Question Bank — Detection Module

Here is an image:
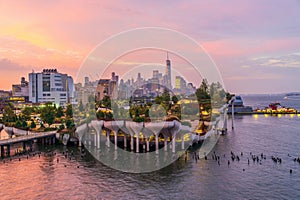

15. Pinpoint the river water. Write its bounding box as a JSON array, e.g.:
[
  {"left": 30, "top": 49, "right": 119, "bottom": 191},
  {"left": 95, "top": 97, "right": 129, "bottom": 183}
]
[{"left": 0, "top": 94, "right": 300, "bottom": 200}]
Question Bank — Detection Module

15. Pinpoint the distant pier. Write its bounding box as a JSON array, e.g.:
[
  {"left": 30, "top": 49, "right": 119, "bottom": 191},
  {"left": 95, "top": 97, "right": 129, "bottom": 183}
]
[{"left": 0, "top": 124, "right": 57, "bottom": 157}]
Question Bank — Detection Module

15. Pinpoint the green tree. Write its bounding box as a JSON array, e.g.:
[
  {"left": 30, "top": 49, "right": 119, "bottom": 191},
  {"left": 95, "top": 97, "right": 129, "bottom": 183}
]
[
  {"left": 65, "top": 104, "right": 73, "bottom": 118},
  {"left": 22, "top": 107, "right": 33, "bottom": 121},
  {"left": 65, "top": 118, "right": 75, "bottom": 129},
  {"left": 15, "top": 120, "right": 22, "bottom": 128},
  {"left": 87, "top": 110, "right": 96, "bottom": 123},
  {"left": 102, "top": 96, "right": 111, "bottom": 109},
  {"left": 2, "top": 105, "right": 16, "bottom": 123},
  {"left": 30, "top": 120, "right": 36, "bottom": 129},
  {"left": 7, "top": 102, "right": 14, "bottom": 110},
  {"left": 22, "top": 120, "right": 28, "bottom": 128},
  {"left": 106, "top": 112, "right": 113, "bottom": 120},
  {"left": 56, "top": 106, "right": 64, "bottom": 118},
  {"left": 96, "top": 110, "right": 105, "bottom": 119},
  {"left": 111, "top": 102, "right": 119, "bottom": 118},
  {"left": 78, "top": 100, "right": 84, "bottom": 112},
  {"left": 196, "top": 79, "right": 210, "bottom": 101},
  {"left": 58, "top": 124, "right": 65, "bottom": 131},
  {"left": 135, "top": 116, "right": 144, "bottom": 122},
  {"left": 162, "top": 89, "right": 171, "bottom": 103},
  {"left": 209, "top": 82, "right": 227, "bottom": 106},
  {"left": 172, "top": 95, "right": 179, "bottom": 104},
  {"left": 145, "top": 108, "right": 150, "bottom": 118},
  {"left": 154, "top": 96, "right": 163, "bottom": 104},
  {"left": 135, "top": 107, "right": 140, "bottom": 117},
  {"left": 40, "top": 104, "right": 55, "bottom": 126}
]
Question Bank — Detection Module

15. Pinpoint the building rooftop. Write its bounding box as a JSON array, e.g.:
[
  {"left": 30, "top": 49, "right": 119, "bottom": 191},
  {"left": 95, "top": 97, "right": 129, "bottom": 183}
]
[{"left": 42, "top": 69, "right": 58, "bottom": 73}]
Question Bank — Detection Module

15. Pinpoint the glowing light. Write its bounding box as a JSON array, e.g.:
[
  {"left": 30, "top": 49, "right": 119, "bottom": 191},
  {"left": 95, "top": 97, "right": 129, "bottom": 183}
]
[
  {"left": 290, "top": 114, "right": 295, "bottom": 118},
  {"left": 264, "top": 114, "right": 269, "bottom": 118},
  {"left": 298, "top": 114, "right": 300, "bottom": 118},
  {"left": 201, "top": 110, "right": 209, "bottom": 116},
  {"left": 253, "top": 114, "right": 259, "bottom": 119},
  {"left": 278, "top": 114, "right": 282, "bottom": 118}
]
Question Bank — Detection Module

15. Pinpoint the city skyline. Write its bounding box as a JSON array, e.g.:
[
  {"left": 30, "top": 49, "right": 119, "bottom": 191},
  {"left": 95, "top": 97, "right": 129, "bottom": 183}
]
[
  {"left": 2, "top": 51, "right": 200, "bottom": 95},
  {"left": 0, "top": 53, "right": 197, "bottom": 107},
  {"left": 1, "top": 1, "right": 300, "bottom": 94}
]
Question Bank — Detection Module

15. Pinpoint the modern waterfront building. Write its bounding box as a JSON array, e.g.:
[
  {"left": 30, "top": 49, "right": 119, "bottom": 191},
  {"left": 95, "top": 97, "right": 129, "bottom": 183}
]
[{"left": 28, "top": 69, "right": 75, "bottom": 107}]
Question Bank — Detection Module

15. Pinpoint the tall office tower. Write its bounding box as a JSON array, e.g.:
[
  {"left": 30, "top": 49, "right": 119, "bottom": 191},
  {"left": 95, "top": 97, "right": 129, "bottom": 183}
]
[
  {"left": 136, "top": 72, "right": 143, "bottom": 88},
  {"left": 175, "top": 76, "right": 187, "bottom": 94},
  {"left": 29, "top": 69, "right": 75, "bottom": 107},
  {"left": 165, "top": 52, "right": 171, "bottom": 89},
  {"left": 111, "top": 72, "right": 119, "bottom": 83},
  {"left": 84, "top": 77, "right": 90, "bottom": 86},
  {"left": 153, "top": 70, "right": 159, "bottom": 79}
]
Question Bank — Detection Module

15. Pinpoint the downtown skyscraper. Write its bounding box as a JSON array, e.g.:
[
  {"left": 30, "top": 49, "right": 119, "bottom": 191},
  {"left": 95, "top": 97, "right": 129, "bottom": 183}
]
[{"left": 165, "top": 52, "right": 172, "bottom": 89}]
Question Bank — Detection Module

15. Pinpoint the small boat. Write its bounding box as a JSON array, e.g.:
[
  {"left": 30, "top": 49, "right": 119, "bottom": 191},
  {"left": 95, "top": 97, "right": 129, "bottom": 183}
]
[
  {"left": 228, "top": 96, "right": 253, "bottom": 114},
  {"left": 284, "top": 92, "right": 300, "bottom": 100}
]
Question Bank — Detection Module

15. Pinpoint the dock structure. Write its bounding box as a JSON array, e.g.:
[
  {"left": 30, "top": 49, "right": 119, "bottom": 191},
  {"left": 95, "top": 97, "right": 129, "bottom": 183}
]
[
  {"left": 75, "top": 104, "right": 231, "bottom": 154},
  {"left": 0, "top": 126, "right": 57, "bottom": 157},
  {"left": 71, "top": 96, "right": 232, "bottom": 154},
  {"left": 77, "top": 120, "right": 184, "bottom": 153}
]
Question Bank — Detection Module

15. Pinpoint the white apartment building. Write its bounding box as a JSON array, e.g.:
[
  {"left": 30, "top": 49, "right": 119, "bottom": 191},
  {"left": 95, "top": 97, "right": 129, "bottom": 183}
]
[{"left": 29, "top": 69, "right": 75, "bottom": 107}]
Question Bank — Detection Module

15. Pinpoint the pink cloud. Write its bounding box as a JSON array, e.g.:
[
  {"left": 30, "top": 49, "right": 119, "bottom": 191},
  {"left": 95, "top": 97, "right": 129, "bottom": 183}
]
[
  {"left": 202, "top": 37, "right": 300, "bottom": 58},
  {"left": 1, "top": 0, "right": 300, "bottom": 93}
]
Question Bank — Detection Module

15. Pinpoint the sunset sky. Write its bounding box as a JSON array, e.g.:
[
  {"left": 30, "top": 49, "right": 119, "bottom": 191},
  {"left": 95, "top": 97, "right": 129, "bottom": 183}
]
[{"left": 1, "top": 0, "right": 300, "bottom": 94}]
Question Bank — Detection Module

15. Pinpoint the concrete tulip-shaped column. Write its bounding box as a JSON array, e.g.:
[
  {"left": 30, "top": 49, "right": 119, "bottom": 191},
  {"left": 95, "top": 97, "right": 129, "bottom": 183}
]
[
  {"left": 161, "top": 121, "right": 181, "bottom": 153},
  {"left": 106, "top": 129, "right": 111, "bottom": 148},
  {"left": 141, "top": 128, "right": 153, "bottom": 152},
  {"left": 104, "top": 121, "right": 124, "bottom": 151},
  {"left": 160, "top": 122, "right": 173, "bottom": 152},
  {"left": 88, "top": 123, "right": 96, "bottom": 147},
  {"left": 179, "top": 125, "right": 191, "bottom": 150},
  {"left": 160, "top": 131, "right": 170, "bottom": 152},
  {"left": 164, "top": 135, "right": 168, "bottom": 151},
  {"left": 75, "top": 123, "right": 88, "bottom": 147},
  {"left": 126, "top": 121, "right": 144, "bottom": 153},
  {"left": 121, "top": 126, "right": 130, "bottom": 149},
  {"left": 124, "top": 133, "right": 127, "bottom": 148},
  {"left": 84, "top": 123, "right": 92, "bottom": 146},
  {"left": 130, "top": 135, "right": 134, "bottom": 151},
  {"left": 144, "top": 121, "right": 165, "bottom": 154},
  {"left": 170, "top": 120, "right": 181, "bottom": 153},
  {"left": 90, "top": 120, "right": 104, "bottom": 149}
]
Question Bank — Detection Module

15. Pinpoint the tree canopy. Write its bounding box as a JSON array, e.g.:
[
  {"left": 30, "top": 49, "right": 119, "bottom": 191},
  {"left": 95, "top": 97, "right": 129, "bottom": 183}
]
[
  {"left": 40, "top": 103, "right": 55, "bottom": 126},
  {"left": 2, "top": 105, "right": 16, "bottom": 123}
]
